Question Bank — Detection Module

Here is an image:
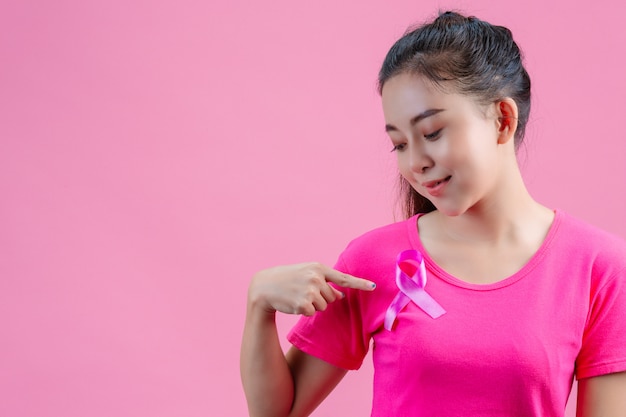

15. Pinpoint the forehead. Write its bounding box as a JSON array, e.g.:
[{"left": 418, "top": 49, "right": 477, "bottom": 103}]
[{"left": 381, "top": 73, "right": 482, "bottom": 123}]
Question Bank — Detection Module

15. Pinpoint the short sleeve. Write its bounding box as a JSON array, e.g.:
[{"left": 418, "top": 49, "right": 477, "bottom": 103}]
[
  {"left": 286, "top": 256, "right": 371, "bottom": 370},
  {"left": 576, "top": 267, "right": 626, "bottom": 379}
]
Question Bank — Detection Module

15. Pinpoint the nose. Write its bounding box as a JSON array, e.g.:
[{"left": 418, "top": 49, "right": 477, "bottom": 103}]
[{"left": 409, "top": 144, "right": 433, "bottom": 173}]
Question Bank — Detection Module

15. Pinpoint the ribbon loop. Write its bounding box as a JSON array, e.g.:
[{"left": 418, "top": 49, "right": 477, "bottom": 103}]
[{"left": 384, "top": 250, "right": 446, "bottom": 331}]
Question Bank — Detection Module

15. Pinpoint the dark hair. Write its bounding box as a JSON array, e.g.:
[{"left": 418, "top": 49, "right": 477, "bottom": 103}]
[{"left": 378, "top": 11, "right": 531, "bottom": 218}]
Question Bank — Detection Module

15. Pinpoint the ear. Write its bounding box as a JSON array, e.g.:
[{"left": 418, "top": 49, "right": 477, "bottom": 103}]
[{"left": 495, "top": 98, "right": 518, "bottom": 144}]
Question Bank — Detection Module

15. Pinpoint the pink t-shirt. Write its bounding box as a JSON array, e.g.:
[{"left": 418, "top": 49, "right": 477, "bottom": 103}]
[{"left": 287, "top": 210, "right": 626, "bottom": 416}]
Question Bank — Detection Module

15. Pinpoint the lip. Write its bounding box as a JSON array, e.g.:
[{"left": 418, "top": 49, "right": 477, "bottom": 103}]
[{"left": 421, "top": 176, "right": 451, "bottom": 197}]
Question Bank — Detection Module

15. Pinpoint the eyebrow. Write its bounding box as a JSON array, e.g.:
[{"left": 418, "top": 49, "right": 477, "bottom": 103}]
[{"left": 385, "top": 108, "right": 444, "bottom": 132}]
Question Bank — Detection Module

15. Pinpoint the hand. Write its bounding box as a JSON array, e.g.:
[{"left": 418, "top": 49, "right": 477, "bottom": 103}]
[{"left": 248, "top": 262, "right": 376, "bottom": 316}]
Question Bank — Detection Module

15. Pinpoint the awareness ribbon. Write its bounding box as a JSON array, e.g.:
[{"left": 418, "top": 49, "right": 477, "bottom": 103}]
[{"left": 384, "top": 249, "right": 446, "bottom": 331}]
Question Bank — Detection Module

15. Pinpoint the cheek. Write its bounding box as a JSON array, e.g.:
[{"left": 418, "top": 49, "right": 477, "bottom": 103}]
[
  {"left": 430, "top": 142, "right": 459, "bottom": 170},
  {"left": 447, "top": 132, "right": 497, "bottom": 173},
  {"left": 395, "top": 155, "right": 423, "bottom": 190},
  {"left": 396, "top": 156, "right": 412, "bottom": 180}
]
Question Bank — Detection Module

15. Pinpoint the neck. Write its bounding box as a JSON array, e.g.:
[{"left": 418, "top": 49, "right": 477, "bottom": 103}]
[{"left": 436, "top": 160, "right": 550, "bottom": 244}]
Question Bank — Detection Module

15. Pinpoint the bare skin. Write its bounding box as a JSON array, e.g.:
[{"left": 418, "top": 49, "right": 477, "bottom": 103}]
[
  {"left": 240, "top": 263, "right": 375, "bottom": 417},
  {"left": 241, "top": 73, "right": 626, "bottom": 416},
  {"left": 577, "top": 372, "right": 626, "bottom": 417},
  {"left": 383, "top": 73, "right": 556, "bottom": 286}
]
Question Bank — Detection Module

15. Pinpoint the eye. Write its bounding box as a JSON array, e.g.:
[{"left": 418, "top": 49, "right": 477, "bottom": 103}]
[
  {"left": 390, "top": 143, "right": 406, "bottom": 152},
  {"left": 424, "top": 128, "right": 442, "bottom": 141}
]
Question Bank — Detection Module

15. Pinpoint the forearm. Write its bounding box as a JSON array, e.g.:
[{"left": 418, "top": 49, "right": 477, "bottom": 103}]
[{"left": 240, "top": 300, "right": 294, "bottom": 417}]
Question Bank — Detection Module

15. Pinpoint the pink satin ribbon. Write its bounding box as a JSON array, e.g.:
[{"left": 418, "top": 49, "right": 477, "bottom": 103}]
[{"left": 384, "top": 250, "right": 446, "bottom": 331}]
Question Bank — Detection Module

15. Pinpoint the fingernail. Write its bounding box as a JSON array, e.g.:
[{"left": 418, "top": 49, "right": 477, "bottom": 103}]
[
  {"left": 370, "top": 283, "right": 376, "bottom": 289},
  {"left": 340, "top": 292, "right": 346, "bottom": 298}
]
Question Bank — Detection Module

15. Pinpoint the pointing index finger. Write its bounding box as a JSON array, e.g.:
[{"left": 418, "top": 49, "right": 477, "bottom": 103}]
[{"left": 323, "top": 266, "right": 376, "bottom": 291}]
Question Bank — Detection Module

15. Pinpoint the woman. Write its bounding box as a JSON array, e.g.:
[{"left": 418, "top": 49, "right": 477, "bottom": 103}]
[{"left": 240, "top": 11, "right": 626, "bottom": 416}]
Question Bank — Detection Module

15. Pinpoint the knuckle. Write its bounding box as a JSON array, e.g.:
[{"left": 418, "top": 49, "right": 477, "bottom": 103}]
[
  {"left": 304, "top": 287, "right": 318, "bottom": 300},
  {"left": 303, "top": 272, "right": 324, "bottom": 287},
  {"left": 308, "top": 262, "right": 324, "bottom": 275},
  {"left": 338, "top": 273, "right": 350, "bottom": 286},
  {"left": 293, "top": 301, "right": 308, "bottom": 314},
  {"left": 302, "top": 305, "right": 315, "bottom": 316}
]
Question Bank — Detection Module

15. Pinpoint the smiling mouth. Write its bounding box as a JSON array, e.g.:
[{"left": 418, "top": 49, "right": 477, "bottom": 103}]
[
  {"left": 424, "top": 176, "right": 451, "bottom": 188},
  {"left": 434, "top": 177, "right": 450, "bottom": 186}
]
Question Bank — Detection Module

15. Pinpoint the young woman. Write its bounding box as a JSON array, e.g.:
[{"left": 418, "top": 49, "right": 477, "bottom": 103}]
[{"left": 240, "top": 11, "right": 626, "bottom": 417}]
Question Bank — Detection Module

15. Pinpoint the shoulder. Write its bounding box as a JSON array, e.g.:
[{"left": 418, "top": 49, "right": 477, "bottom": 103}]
[
  {"left": 336, "top": 216, "right": 417, "bottom": 275},
  {"left": 341, "top": 216, "right": 416, "bottom": 257},
  {"left": 553, "top": 210, "right": 626, "bottom": 277},
  {"left": 556, "top": 210, "right": 626, "bottom": 254}
]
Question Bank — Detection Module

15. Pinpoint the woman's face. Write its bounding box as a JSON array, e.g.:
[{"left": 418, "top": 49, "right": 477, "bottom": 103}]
[{"left": 381, "top": 73, "right": 505, "bottom": 216}]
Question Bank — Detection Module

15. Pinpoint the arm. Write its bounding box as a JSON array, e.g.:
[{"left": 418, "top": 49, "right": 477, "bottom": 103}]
[
  {"left": 240, "top": 263, "right": 375, "bottom": 417},
  {"left": 240, "top": 298, "right": 347, "bottom": 417},
  {"left": 576, "top": 372, "right": 626, "bottom": 417}
]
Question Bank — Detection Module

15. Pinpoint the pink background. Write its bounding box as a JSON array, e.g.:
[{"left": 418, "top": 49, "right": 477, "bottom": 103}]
[{"left": 1, "top": 0, "right": 624, "bottom": 416}]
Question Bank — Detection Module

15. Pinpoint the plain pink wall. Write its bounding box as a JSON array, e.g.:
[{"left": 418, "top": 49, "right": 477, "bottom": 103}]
[{"left": 1, "top": 1, "right": 624, "bottom": 416}]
